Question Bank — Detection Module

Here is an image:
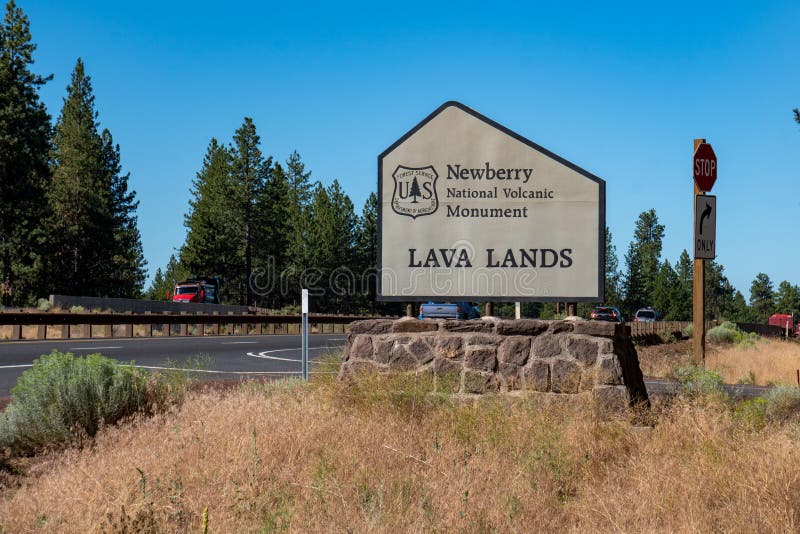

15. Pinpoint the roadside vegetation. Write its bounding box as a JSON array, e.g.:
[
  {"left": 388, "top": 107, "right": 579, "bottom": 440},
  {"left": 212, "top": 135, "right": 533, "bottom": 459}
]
[
  {"left": 638, "top": 333, "right": 800, "bottom": 387},
  {"left": 2, "top": 353, "right": 800, "bottom": 531}
]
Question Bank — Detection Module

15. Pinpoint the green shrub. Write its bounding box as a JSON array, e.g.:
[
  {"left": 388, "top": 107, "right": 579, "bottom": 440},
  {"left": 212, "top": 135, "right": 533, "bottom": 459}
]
[
  {"left": 682, "top": 324, "right": 693, "bottom": 338},
  {"left": 733, "top": 398, "right": 767, "bottom": 430},
  {"left": 0, "top": 351, "right": 151, "bottom": 454},
  {"left": 673, "top": 366, "right": 724, "bottom": 397},
  {"left": 70, "top": 305, "right": 85, "bottom": 313},
  {"left": 707, "top": 325, "right": 736, "bottom": 344},
  {"left": 706, "top": 323, "right": 759, "bottom": 347},
  {"left": 764, "top": 385, "right": 800, "bottom": 422},
  {"left": 36, "top": 298, "right": 51, "bottom": 311}
]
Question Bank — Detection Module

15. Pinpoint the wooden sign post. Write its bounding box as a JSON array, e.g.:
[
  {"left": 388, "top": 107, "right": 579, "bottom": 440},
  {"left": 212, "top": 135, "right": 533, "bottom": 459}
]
[{"left": 692, "top": 138, "right": 717, "bottom": 366}]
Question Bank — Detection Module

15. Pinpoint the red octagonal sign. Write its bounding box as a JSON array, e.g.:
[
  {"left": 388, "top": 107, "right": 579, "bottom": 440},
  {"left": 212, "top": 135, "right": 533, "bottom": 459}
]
[{"left": 693, "top": 143, "right": 717, "bottom": 192}]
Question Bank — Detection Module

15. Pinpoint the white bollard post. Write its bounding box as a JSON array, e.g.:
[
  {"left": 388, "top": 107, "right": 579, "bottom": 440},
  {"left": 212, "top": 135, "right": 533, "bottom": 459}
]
[
  {"left": 302, "top": 289, "right": 309, "bottom": 380},
  {"left": 515, "top": 302, "right": 521, "bottom": 319}
]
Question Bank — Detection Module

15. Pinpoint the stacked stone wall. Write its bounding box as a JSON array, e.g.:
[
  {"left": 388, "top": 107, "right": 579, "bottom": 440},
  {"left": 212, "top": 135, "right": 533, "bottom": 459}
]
[{"left": 339, "top": 318, "right": 648, "bottom": 410}]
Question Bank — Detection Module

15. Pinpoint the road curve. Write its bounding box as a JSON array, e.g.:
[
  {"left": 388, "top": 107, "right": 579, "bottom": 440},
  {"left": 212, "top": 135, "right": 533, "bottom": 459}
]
[{"left": 0, "top": 334, "right": 346, "bottom": 397}]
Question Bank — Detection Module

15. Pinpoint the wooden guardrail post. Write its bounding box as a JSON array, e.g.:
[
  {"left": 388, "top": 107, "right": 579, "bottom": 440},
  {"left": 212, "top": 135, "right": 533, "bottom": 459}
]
[
  {"left": 36, "top": 325, "right": 46, "bottom": 340},
  {"left": 11, "top": 324, "right": 22, "bottom": 340}
]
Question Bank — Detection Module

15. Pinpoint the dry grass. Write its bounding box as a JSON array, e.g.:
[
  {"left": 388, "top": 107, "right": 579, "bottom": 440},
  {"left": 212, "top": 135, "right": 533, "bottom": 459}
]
[
  {"left": 1, "top": 368, "right": 800, "bottom": 532},
  {"left": 639, "top": 338, "right": 800, "bottom": 386}
]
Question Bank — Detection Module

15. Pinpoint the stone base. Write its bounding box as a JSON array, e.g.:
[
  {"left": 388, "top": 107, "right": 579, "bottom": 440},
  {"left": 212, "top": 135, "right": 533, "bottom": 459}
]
[{"left": 339, "top": 318, "right": 648, "bottom": 408}]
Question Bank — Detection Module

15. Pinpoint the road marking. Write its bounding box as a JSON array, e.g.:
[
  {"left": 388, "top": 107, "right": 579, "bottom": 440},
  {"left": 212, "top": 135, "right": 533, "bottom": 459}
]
[
  {"left": 246, "top": 347, "right": 339, "bottom": 363},
  {"left": 134, "top": 365, "right": 302, "bottom": 375},
  {"left": 69, "top": 346, "right": 122, "bottom": 350},
  {"left": 0, "top": 364, "right": 33, "bottom": 369}
]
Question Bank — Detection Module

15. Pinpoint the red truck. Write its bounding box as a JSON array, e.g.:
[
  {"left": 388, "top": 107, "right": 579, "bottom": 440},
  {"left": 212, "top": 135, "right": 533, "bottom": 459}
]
[
  {"left": 768, "top": 314, "right": 799, "bottom": 337},
  {"left": 167, "top": 277, "right": 221, "bottom": 304}
]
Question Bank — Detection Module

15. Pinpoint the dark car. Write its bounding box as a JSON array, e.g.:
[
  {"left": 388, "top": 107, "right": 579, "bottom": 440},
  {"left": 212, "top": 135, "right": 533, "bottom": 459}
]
[
  {"left": 419, "top": 302, "right": 481, "bottom": 320},
  {"left": 634, "top": 307, "right": 661, "bottom": 323},
  {"left": 590, "top": 306, "right": 625, "bottom": 323}
]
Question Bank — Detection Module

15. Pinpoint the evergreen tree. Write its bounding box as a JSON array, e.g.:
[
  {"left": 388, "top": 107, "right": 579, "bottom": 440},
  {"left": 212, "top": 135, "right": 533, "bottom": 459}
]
[
  {"left": 603, "top": 226, "right": 622, "bottom": 308},
  {"left": 651, "top": 261, "right": 678, "bottom": 319},
  {"left": 100, "top": 129, "right": 146, "bottom": 297},
  {"left": 0, "top": 0, "right": 52, "bottom": 305},
  {"left": 774, "top": 281, "right": 800, "bottom": 317},
  {"left": 48, "top": 58, "right": 115, "bottom": 296},
  {"left": 671, "top": 250, "right": 693, "bottom": 321},
  {"left": 749, "top": 272, "right": 775, "bottom": 322},
  {"left": 728, "top": 290, "right": 753, "bottom": 322},
  {"left": 255, "top": 162, "right": 291, "bottom": 308},
  {"left": 230, "top": 118, "right": 271, "bottom": 306},
  {"left": 181, "top": 139, "right": 237, "bottom": 302},
  {"left": 705, "top": 260, "right": 735, "bottom": 322},
  {"left": 622, "top": 209, "right": 664, "bottom": 316},
  {"left": 355, "top": 193, "right": 378, "bottom": 313},
  {"left": 283, "top": 151, "right": 313, "bottom": 304},
  {"left": 306, "top": 180, "right": 358, "bottom": 313},
  {"left": 145, "top": 254, "right": 190, "bottom": 300}
]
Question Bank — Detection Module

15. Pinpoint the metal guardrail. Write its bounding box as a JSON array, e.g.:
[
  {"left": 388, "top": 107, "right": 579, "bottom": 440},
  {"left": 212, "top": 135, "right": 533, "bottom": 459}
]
[{"left": 0, "top": 312, "right": 387, "bottom": 341}]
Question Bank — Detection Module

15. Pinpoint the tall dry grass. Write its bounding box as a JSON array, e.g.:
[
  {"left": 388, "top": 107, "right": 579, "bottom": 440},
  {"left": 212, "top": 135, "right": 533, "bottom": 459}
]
[
  {"left": 2, "top": 369, "right": 800, "bottom": 532},
  {"left": 639, "top": 338, "right": 800, "bottom": 386},
  {"left": 708, "top": 339, "right": 800, "bottom": 386}
]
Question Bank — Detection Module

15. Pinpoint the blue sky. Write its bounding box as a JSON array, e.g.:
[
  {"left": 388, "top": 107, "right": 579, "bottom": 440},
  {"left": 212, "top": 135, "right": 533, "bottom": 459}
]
[{"left": 26, "top": 1, "right": 800, "bottom": 298}]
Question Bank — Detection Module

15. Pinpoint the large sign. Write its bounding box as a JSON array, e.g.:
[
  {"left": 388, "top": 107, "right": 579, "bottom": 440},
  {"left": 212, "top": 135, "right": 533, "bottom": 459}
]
[
  {"left": 694, "top": 195, "right": 716, "bottom": 259},
  {"left": 378, "top": 101, "right": 605, "bottom": 302}
]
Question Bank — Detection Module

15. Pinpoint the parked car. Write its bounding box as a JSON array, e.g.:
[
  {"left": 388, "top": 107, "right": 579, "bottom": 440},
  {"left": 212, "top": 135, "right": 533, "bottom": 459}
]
[
  {"left": 590, "top": 306, "right": 625, "bottom": 323},
  {"left": 633, "top": 307, "right": 661, "bottom": 323},
  {"left": 419, "top": 302, "right": 481, "bottom": 320}
]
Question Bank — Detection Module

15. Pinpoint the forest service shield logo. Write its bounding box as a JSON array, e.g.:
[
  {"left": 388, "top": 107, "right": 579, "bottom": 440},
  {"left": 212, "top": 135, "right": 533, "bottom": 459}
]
[{"left": 391, "top": 165, "right": 439, "bottom": 219}]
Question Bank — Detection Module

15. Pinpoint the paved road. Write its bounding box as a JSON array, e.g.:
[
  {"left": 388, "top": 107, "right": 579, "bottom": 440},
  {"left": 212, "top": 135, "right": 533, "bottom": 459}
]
[
  {"left": 0, "top": 337, "right": 775, "bottom": 402},
  {"left": 0, "top": 334, "right": 347, "bottom": 397}
]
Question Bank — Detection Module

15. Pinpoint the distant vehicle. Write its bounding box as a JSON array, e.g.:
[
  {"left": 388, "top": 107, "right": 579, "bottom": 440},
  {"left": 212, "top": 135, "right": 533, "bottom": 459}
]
[
  {"left": 590, "top": 306, "right": 625, "bottom": 323},
  {"left": 634, "top": 307, "right": 661, "bottom": 323},
  {"left": 168, "top": 276, "right": 221, "bottom": 304},
  {"left": 768, "top": 314, "right": 799, "bottom": 337},
  {"left": 419, "top": 302, "right": 481, "bottom": 320}
]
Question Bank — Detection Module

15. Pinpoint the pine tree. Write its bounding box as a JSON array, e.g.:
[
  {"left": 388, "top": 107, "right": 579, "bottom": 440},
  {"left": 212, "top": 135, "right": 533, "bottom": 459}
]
[
  {"left": 306, "top": 181, "right": 357, "bottom": 313},
  {"left": 230, "top": 118, "right": 271, "bottom": 306},
  {"left": 283, "top": 151, "right": 313, "bottom": 304},
  {"left": 100, "top": 129, "right": 146, "bottom": 297},
  {"left": 774, "top": 281, "right": 800, "bottom": 317},
  {"left": 181, "top": 139, "right": 236, "bottom": 302},
  {"left": 651, "top": 261, "right": 678, "bottom": 319},
  {"left": 622, "top": 209, "right": 664, "bottom": 316},
  {"left": 255, "top": 162, "right": 291, "bottom": 308},
  {"left": 603, "top": 226, "right": 621, "bottom": 308},
  {"left": 704, "top": 260, "right": 739, "bottom": 322},
  {"left": 355, "top": 192, "right": 378, "bottom": 313},
  {"left": 0, "top": 0, "right": 52, "bottom": 305},
  {"left": 48, "top": 58, "right": 115, "bottom": 296},
  {"left": 145, "top": 254, "right": 190, "bottom": 300},
  {"left": 728, "top": 290, "right": 752, "bottom": 322},
  {"left": 672, "top": 250, "right": 693, "bottom": 320},
  {"left": 749, "top": 272, "right": 775, "bottom": 322}
]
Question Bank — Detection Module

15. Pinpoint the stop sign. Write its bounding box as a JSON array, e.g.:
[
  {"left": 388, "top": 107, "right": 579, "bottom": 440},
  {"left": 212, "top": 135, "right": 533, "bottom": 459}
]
[{"left": 693, "top": 143, "right": 717, "bottom": 192}]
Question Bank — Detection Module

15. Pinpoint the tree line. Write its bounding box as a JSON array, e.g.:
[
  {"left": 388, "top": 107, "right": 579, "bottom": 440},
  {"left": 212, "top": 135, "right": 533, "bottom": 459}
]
[
  {"left": 0, "top": 1, "right": 145, "bottom": 306},
  {"left": 3, "top": 0, "right": 798, "bottom": 320},
  {"left": 145, "top": 118, "right": 393, "bottom": 314}
]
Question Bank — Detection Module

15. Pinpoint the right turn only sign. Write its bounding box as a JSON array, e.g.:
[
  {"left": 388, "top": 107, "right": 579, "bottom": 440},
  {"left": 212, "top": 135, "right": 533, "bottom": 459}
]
[{"left": 694, "top": 195, "right": 716, "bottom": 259}]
